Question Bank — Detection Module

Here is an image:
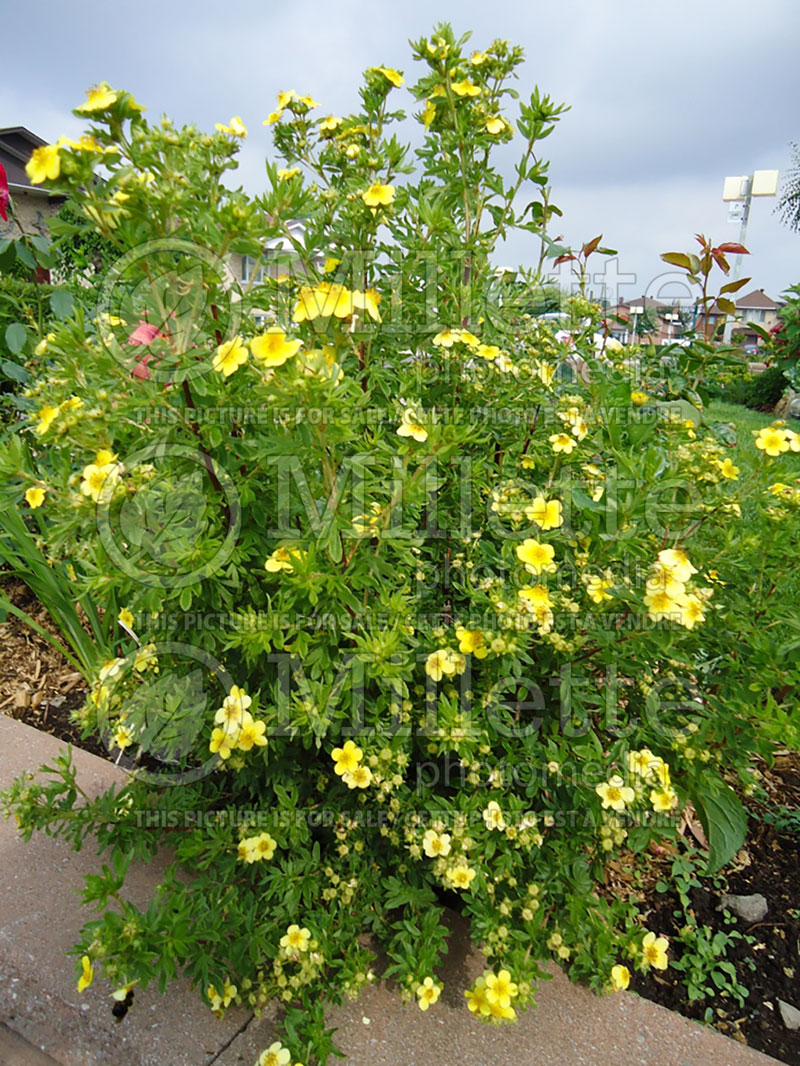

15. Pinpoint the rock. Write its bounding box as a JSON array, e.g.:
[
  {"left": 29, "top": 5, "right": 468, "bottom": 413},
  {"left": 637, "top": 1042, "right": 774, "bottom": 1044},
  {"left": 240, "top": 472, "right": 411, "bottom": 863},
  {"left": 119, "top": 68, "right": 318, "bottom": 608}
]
[
  {"left": 778, "top": 1000, "right": 800, "bottom": 1030},
  {"left": 718, "top": 892, "right": 768, "bottom": 923},
  {"left": 774, "top": 388, "right": 797, "bottom": 418}
]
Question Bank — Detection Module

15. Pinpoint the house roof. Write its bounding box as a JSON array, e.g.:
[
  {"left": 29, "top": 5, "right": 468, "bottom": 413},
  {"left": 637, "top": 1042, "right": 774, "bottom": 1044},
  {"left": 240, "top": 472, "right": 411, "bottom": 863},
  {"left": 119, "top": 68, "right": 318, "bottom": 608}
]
[
  {"left": 0, "top": 126, "right": 48, "bottom": 188},
  {"left": 735, "top": 288, "right": 780, "bottom": 310}
]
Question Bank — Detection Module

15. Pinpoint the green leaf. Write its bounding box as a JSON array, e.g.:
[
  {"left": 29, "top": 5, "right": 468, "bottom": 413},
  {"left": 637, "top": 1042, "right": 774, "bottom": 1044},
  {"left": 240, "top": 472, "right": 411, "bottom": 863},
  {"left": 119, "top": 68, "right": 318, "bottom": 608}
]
[
  {"left": 1, "top": 359, "right": 30, "bottom": 383},
  {"left": 50, "top": 289, "right": 74, "bottom": 320},
  {"left": 15, "top": 242, "right": 36, "bottom": 269},
  {"left": 4, "top": 322, "right": 27, "bottom": 355},
  {"left": 692, "top": 779, "right": 748, "bottom": 874},
  {"left": 660, "top": 252, "right": 692, "bottom": 271}
]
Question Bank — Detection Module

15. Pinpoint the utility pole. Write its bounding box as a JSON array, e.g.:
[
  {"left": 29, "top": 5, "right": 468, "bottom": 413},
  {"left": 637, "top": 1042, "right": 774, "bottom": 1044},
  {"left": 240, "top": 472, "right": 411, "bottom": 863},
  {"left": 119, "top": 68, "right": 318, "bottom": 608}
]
[{"left": 721, "top": 170, "right": 779, "bottom": 344}]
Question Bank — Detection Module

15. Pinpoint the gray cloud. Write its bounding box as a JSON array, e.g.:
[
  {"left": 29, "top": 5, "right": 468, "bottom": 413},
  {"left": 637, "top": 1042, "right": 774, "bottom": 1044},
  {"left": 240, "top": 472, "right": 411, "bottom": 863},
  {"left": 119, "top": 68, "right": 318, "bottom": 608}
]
[{"left": 2, "top": 0, "right": 798, "bottom": 297}]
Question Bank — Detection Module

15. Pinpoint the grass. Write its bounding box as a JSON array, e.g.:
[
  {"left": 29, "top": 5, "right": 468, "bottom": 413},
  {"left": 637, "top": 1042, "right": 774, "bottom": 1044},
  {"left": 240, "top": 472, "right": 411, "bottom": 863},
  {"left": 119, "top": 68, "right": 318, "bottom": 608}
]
[{"left": 705, "top": 399, "right": 800, "bottom": 477}]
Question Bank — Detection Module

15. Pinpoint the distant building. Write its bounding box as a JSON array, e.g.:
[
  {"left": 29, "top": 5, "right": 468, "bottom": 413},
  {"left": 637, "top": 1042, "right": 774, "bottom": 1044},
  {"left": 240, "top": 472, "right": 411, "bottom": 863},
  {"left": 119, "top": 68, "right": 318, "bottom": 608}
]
[
  {"left": 695, "top": 288, "right": 783, "bottom": 347},
  {"left": 0, "top": 126, "right": 66, "bottom": 241},
  {"left": 604, "top": 296, "right": 683, "bottom": 346}
]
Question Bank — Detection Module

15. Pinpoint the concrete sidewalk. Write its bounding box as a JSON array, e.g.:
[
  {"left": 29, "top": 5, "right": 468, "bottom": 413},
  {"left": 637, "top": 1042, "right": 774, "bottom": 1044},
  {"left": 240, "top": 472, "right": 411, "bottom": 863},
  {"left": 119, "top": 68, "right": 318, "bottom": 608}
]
[{"left": 0, "top": 714, "right": 781, "bottom": 1066}]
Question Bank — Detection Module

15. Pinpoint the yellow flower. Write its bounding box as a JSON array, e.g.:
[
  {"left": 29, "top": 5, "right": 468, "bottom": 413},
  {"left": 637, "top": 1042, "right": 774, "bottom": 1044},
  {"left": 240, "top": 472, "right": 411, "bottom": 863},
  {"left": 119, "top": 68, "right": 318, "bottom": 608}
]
[
  {"left": 118, "top": 607, "right": 134, "bottom": 629},
  {"left": 425, "top": 648, "right": 466, "bottom": 681},
  {"left": 277, "top": 90, "right": 297, "bottom": 108},
  {"left": 422, "top": 100, "right": 436, "bottom": 128},
  {"left": 293, "top": 282, "right": 355, "bottom": 321},
  {"left": 25, "top": 486, "right": 46, "bottom": 509},
  {"left": 297, "top": 94, "right": 318, "bottom": 108},
  {"left": 483, "top": 800, "right": 506, "bottom": 831},
  {"left": 549, "top": 432, "right": 576, "bottom": 454},
  {"left": 484, "top": 969, "right": 518, "bottom": 1007},
  {"left": 485, "top": 116, "right": 507, "bottom": 135},
  {"left": 320, "top": 115, "right": 342, "bottom": 132},
  {"left": 258, "top": 1041, "right": 291, "bottom": 1066},
  {"left": 465, "top": 977, "right": 491, "bottom": 1016},
  {"left": 372, "top": 66, "right": 404, "bottom": 87},
  {"left": 113, "top": 725, "right": 134, "bottom": 750},
  {"left": 212, "top": 336, "right": 249, "bottom": 377},
  {"left": 237, "top": 718, "right": 267, "bottom": 751},
  {"left": 26, "top": 144, "right": 61, "bottom": 185},
  {"left": 755, "top": 426, "right": 790, "bottom": 457},
  {"left": 280, "top": 924, "right": 311, "bottom": 953},
  {"left": 641, "top": 931, "right": 669, "bottom": 970},
  {"left": 585, "top": 574, "right": 613, "bottom": 604},
  {"left": 77, "top": 955, "right": 94, "bottom": 993},
  {"left": 518, "top": 584, "right": 553, "bottom": 609},
  {"left": 209, "top": 726, "right": 237, "bottom": 760},
  {"left": 264, "top": 545, "right": 303, "bottom": 573},
  {"left": 787, "top": 430, "right": 800, "bottom": 452},
  {"left": 595, "top": 775, "right": 635, "bottom": 811},
  {"left": 396, "top": 408, "right": 428, "bottom": 442},
  {"left": 80, "top": 462, "right": 120, "bottom": 503},
  {"left": 446, "top": 864, "right": 476, "bottom": 889},
  {"left": 477, "top": 344, "right": 501, "bottom": 360},
  {"left": 679, "top": 595, "right": 706, "bottom": 630},
  {"left": 433, "top": 328, "right": 459, "bottom": 348},
  {"left": 422, "top": 829, "right": 451, "bottom": 857},
  {"left": 650, "top": 786, "right": 678, "bottom": 812},
  {"left": 656, "top": 548, "right": 697, "bottom": 584},
  {"left": 455, "top": 626, "right": 488, "bottom": 658},
  {"left": 628, "top": 748, "right": 661, "bottom": 778},
  {"left": 352, "top": 288, "right": 382, "bottom": 321},
  {"left": 610, "top": 964, "right": 630, "bottom": 991},
  {"left": 416, "top": 976, "right": 441, "bottom": 1011},
  {"left": 343, "top": 764, "right": 373, "bottom": 789},
  {"left": 215, "top": 116, "right": 247, "bottom": 137},
  {"left": 277, "top": 167, "right": 300, "bottom": 180},
  {"left": 516, "top": 539, "right": 556, "bottom": 575},
  {"left": 95, "top": 448, "right": 118, "bottom": 467},
  {"left": 451, "top": 79, "right": 481, "bottom": 97},
  {"left": 630, "top": 391, "right": 649, "bottom": 406},
  {"left": 362, "top": 183, "right": 395, "bottom": 207},
  {"left": 715, "top": 457, "right": 740, "bottom": 479},
  {"left": 75, "top": 83, "right": 118, "bottom": 112},
  {"left": 643, "top": 586, "right": 684, "bottom": 623},
  {"left": 264, "top": 110, "right": 283, "bottom": 125},
  {"left": 526, "top": 496, "right": 563, "bottom": 531},
  {"left": 471, "top": 51, "right": 488, "bottom": 65},
  {"left": 332, "top": 739, "right": 363, "bottom": 776},
  {"left": 535, "top": 360, "right": 555, "bottom": 386},
  {"left": 250, "top": 328, "right": 302, "bottom": 368},
  {"left": 239, "top": 832, "right": 276, "bottom": 863}
]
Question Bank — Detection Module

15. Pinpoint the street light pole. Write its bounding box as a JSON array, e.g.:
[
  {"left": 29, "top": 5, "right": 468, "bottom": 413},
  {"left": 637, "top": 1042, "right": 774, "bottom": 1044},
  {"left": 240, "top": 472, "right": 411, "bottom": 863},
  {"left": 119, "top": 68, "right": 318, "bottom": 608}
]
[{"left": 721, "top": 170, "right": 779, "bottom": 344}]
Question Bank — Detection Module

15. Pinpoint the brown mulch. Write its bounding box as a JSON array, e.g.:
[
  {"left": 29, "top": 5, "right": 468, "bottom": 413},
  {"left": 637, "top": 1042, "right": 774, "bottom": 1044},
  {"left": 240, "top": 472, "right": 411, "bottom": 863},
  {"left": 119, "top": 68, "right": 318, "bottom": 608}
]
[{"left": 0, "top": 579, "right": 104, "bottom": 757}]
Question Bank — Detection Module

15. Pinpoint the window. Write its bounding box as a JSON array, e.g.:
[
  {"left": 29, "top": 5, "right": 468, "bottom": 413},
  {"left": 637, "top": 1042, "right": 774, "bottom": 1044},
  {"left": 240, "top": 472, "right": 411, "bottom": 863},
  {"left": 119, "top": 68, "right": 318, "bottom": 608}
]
[{"left": 241, "top": 255, "right": 264, "bottom": 285}]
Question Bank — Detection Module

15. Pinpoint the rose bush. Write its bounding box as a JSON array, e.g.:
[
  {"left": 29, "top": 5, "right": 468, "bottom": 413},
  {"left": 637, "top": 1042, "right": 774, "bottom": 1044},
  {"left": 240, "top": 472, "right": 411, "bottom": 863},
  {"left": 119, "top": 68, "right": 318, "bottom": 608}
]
[{"left": 2, "top": 24, "right": 799, "bottom": 1065}]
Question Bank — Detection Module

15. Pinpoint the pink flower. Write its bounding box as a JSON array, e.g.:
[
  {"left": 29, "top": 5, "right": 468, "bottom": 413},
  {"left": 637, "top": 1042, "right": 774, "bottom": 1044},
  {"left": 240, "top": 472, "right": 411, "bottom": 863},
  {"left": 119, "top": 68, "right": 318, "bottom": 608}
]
[{"left": 127, "top": 321, "right": 166, "bottom": 345}]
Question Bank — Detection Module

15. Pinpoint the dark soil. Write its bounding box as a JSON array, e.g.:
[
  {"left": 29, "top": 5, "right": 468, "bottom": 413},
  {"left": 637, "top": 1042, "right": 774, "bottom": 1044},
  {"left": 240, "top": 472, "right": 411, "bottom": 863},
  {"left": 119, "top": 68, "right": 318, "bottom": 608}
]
[{"left": 632, "top": 754, "right": 800, "bottom": 1065}]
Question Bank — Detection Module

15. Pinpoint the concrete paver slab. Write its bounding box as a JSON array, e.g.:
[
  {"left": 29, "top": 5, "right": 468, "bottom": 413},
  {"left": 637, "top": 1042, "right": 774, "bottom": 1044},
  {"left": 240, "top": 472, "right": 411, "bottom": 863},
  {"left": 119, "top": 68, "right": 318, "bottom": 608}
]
[{"left": 0, "top": 715, "right": 783, "bottom": 1066}]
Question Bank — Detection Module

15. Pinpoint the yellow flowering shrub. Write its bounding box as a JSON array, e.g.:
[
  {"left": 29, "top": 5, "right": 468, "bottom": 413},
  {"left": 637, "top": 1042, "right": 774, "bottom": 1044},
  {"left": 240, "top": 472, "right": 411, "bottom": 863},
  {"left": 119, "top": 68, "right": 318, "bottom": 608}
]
[{"left": 2, "top": 22, "right": 800, "bottom": 1066}]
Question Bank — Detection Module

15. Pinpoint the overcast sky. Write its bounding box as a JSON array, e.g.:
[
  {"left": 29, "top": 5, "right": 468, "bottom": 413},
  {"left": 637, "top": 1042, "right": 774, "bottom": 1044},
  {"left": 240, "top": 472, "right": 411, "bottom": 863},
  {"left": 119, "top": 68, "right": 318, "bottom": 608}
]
[{"left": 3, "top": 0, "right": 798, "bottom": 303}]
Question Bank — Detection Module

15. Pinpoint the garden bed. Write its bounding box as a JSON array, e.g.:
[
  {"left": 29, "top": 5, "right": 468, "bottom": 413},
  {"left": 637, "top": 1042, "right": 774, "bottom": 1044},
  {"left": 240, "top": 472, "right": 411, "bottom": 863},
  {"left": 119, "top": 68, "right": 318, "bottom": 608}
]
[
  {"left": 631, "top": 759, "right": 800, "bottom": 1066},
  {"left": 2, "top": 575, "right": 798, "bottom": 1065}
]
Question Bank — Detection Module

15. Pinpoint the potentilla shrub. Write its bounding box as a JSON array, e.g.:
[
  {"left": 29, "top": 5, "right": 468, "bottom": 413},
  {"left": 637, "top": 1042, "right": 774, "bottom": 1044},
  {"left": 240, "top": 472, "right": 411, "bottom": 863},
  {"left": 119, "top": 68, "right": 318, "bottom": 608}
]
[{"left": 3, "top": 24, "right": 800, "bottom": 1066}]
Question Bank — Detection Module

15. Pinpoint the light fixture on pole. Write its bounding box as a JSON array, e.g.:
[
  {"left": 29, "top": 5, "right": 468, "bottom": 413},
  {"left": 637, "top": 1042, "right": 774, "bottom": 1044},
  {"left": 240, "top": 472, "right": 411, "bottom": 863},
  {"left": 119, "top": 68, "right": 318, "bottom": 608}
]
[
  {"left": 629, "top": 304, "right": 644, "bottom": 346},
  {"left": 721, "top": 169, "right": 779, "bottom": 343}
]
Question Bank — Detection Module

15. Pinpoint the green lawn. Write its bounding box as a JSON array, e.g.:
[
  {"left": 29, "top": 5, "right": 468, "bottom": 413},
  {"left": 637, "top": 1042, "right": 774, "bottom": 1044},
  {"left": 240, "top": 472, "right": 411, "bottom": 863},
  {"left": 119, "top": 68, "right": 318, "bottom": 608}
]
[{"left": 705, "top": 399, "right": 800, "bottom": 477}]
